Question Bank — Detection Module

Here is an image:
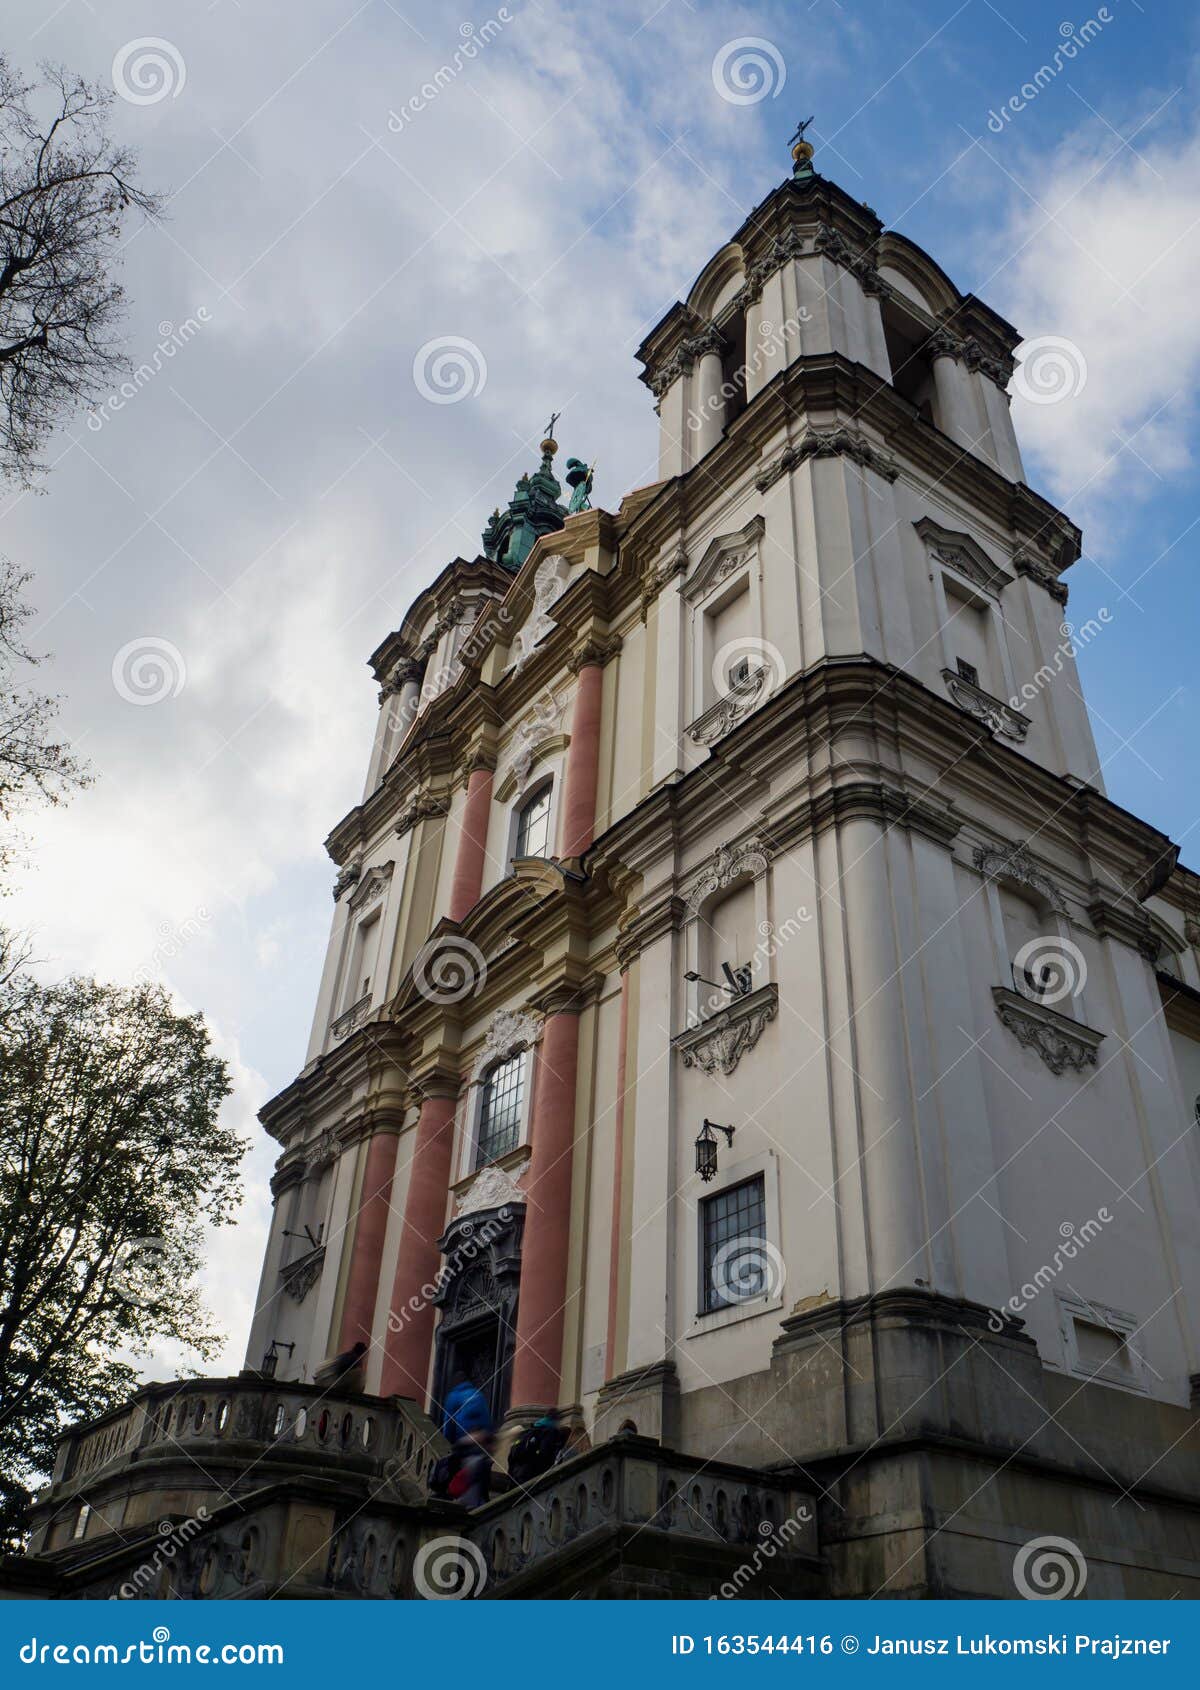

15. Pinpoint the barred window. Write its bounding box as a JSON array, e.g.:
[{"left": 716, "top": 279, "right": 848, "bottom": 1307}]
[
  {"left": 700, "top": 1175, "right": 766, "bottom": 1315},
  {"left": 476, "top": 1053, "right": 525, "bottom": 1166},
  {"left": 515, "top": 785, "right": 551, "bottom": 860}
]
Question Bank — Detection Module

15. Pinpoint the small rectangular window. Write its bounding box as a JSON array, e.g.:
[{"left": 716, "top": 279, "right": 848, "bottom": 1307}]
[{"left": 700, "top": 1175, "right": 766, "bottom": 1314}]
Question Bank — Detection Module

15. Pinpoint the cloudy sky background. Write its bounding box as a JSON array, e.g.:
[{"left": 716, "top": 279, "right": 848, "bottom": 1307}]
[{"left": 4, "top": 0, "right": 1199, "bottom": 1376}]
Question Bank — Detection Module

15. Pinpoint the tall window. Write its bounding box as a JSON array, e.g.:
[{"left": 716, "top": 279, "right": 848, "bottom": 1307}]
[
  {"left": 700, "top": 1175, "right": 766, "bottom": 1314},
  {"left": 515, "top": 785, "right": 551, "bottom": 860},
  {"left": 476, "top": 1053, "right": 525, "bottom": 1166}
]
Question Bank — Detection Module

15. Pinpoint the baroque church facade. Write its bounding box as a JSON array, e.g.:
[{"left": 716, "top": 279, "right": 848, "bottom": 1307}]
[{"left": 12, "top": 136, "right": 1200, "bottom": 1600}]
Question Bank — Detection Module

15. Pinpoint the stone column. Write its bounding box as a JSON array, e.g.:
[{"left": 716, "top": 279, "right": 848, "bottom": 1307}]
[
  {"left": 364, "top": 661, "right": 421, "bottom": 796},
  {"left": 560, "top": 655, "right": 605, "bottom": 860},
  {"left": 605, "top": 968, "right": 632, "bottom": 1378},
  {"left": 448, "top": 763, "right": 493, "bottom": 922},
  {"left": 379, "top": 1087, "right": 459, "bottom": 1401},
  {"left": 929, "top": 336, "right": 981, "bottom": 456},
  {"left": 336, "top": 1130, "right": 399, "bottom": 1350},
  {"left": 691, "top": 332, "right": 726, "bottom": 462},
  {"left": 510, "top": 1007, "right": 581, "bottom": 1412}
]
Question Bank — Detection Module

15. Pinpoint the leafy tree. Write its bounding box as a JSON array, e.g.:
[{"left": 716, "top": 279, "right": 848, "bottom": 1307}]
[
  {"left": 0, "top": 56, "right": 161, "bottom": 483},
  {"left": 0, "top": 556, "right": 89, "bottom": 871},
  {"left": 0, "top": 974, "right": 242, "bottom": 1545}
]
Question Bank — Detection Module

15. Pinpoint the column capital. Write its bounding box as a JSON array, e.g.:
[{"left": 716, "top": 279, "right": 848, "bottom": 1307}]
[{"left": 567, "top": 632, "right": 622, "bottom": 675}]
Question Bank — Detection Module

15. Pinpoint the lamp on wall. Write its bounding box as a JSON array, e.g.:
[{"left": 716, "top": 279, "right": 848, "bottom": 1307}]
[
  {"left": 695, "top": 1119, "right": 735, "bottom": 1183},
  {"left": 260, "top": 1338, "right": 295, "bottom": 1379},
  {"left": 684, "top": 961, "right": 753, "bottom": 998}
]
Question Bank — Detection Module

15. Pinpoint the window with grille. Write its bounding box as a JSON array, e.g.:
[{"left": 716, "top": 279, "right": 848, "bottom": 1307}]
[
  {"left": 699, "top": 1175, "right": 766, "bottom": 1314},
  {"left": 476, "top": 1053, "right": 525, "bottom": 1166},
  {"left": 515, "top": 785, "right": 551, "bottom": 860}
]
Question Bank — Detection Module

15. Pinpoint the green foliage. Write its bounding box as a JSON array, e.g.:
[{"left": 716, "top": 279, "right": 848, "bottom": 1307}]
[{"left": 0, "top": 971, "right": 242, "bottom": 1544}]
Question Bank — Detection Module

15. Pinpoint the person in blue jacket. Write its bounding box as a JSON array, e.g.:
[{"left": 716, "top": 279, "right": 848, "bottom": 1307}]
[{"left": 441, "top": 1372, "right": 493, "bottom": 1443}]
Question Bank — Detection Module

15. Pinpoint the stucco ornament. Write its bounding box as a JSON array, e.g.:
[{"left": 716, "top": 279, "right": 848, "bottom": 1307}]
[
  {"left": 455, "top": 1156, "right": 529, "bottom": 1216},
  {"left": 507, "top": 690, "right": 563, "bottom": 794},
  {"left": 972, "top": 842, "right": 1068, "bottom": 915},
  {"left": 280, "top": 1248, "right": 324, "bottom": 1304},
  {"left": 473, "top": 1008, "right": 543, "bottom": 1079},
  {"left": 687, "top": 837, "right": 772, "bottom": 916},
  {"left": 675, "top": 985, "right": 778, "bottom": 1077},
  {"left": 992, "top": 987, "right": 1102, "bottom": 1076},
  {"left": 511, "top": 554, "right": 571, "bottom": 670}
]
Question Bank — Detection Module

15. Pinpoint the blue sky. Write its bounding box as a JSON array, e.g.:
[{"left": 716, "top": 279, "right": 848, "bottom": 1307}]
[{"left": 4, "top": 0, "right": 1198, "bottom": 1369}]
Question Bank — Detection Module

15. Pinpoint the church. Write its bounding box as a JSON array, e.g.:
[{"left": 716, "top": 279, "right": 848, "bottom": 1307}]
[{"left": 12, "top": 130, "right": 1200, "bottom": 1601}]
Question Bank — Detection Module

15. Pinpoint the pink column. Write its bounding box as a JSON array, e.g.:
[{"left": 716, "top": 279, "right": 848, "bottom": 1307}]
[
  {"left": 604, "top": 970, "right": 631, "bottom": 1378},
  {"left": 510, "top": 1009, "right": 581, "bottom": 1411},
  {"left": 448, "top": 764, "right": 493, "bottom": 922},
  {"left": 379, "top": 1092, "right": 458, "bottom": 1401},
  {"left": 560, "top": 662, "right": 603, "bottom": 859},
  {"left": 337, "top": 1131, "right": 399, "bottom": 1351}
]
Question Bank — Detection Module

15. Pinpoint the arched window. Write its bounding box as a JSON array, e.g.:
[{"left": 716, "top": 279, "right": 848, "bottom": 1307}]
[
  {"left": 476, "top": 1052, "right": 524, "bottom": 1166},
  {"left": 514, "top": 784, "right": 551, "bottom": 860}
]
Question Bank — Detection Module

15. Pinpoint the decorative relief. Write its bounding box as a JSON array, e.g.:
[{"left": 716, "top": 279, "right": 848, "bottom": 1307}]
[
  {"left": 510, "top": 554, "right": 570, "bottom": 670},
  {"left": 942, "top": 667, "right": 1030, "bottom": 742},
  {"left": 812, "top": 221, "right": 889, "bottom": 296},
  {"left": 756, "top": 427, "right": 898, "bottom": 493},
  {"left": 992, "top": 987, "right": 1103, "bottom": 1075},
  {"left": 686, "top": 668, "right": 769, "bottom": 747},
  {"left": 304, "top": 1126, "right": 341, "bottom": 1174},
  {"left": 506, "top": 690, "right": 563, "bottom": 795},
  {"left": 332, "top": 861, "right": 362, "bottom": 902},
  {"left": 330, "top": 994, "right": 372, "bottom": 1040},
  {"left": 682, "top": 517, "right": 764, "bottom": 606},
  {"left": 1013, "top": 552, "right": 1070, "bottom": 606},
  {"left": 640, "top": 544, "right": 688, "bottom": 618},
  {"left": 674, "top": 982, "right": 778, "bottom": 1076},
  {"left": 280, "top": 1246, "right": 325, "bottom": 1304},
  {"left": 972, "top": 842, "right": 1068, "bottom": 915},
  {"left": 686, "top": 837, "right": 772, "bottom": 916},
  {"left": 473, "top": 1008, "right": 543, "bottom": 1080},
  {"left": 915, "top": 517, "right": 1013, "bottom": 597},
  {"left": 395, "top": 793, "right": 449, "bottom": 839},
  {"left": 454, "top": 1156, "right": 529, "bottom": 1216},
  {"left": 348, "top": 861, "right": 394, "bottom": 911}
]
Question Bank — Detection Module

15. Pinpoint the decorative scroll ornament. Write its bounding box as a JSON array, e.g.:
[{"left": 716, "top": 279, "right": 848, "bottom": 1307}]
[
  {"left": 1013, "top": 553, "right": 1070, "bottom": 606},
  {"left": 305, "top": 1127, "right": 341, "bottom": 1174},
  {"left": 686, "top": 837, "right": 772, "bottom": 916},
  {"left": 674, "top": 983, "right": 778, "bottom": 1076},
  {"left": 972, "top": 842, "right": 1068, "bottom": 915},
  {"left": 280, "top": 1247, "right": 325, "bottom": 1304},
  {"left": 756, "top": 426, "right": 898, "bottom": 493},
  {"left": 473, "top": 1008, "right": 543, "bottom": 1079},
  {"left": 942, "top": 667, "right": 1030, "bottom": 742},
  {"left": 992, "top": 987, "right": 1103, "bottom": 1076},
  {"left": 332, "top": 861, "right": 361, "bottom": 902},
  {"left": 506, "top": 690, "right": 563, "bottom": 795},
  {"left": 686, "top": 668, "right": 769, "bottom": 747},
  {"left": 455, "top": 1156, "right": 530, "bottom": 1217},
  {"left": 330, "top": 994, "right": 371, "bottom": 1040}
]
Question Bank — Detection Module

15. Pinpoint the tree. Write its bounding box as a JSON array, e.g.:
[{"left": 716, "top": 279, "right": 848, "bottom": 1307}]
[
  {"left": 0, "top": 555, "right": 89, "bottom": 871},
  {"left": 0, "top": 56, "right": 161, "bottom": 483},
  {"left": 0, "top": 974, "right": 242, "bottom": 1545}
]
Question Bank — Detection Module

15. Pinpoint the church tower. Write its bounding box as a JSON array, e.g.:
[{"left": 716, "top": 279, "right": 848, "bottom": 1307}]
[{"left": 18, "top": 133, "right": 1200, "bottom": 1601}]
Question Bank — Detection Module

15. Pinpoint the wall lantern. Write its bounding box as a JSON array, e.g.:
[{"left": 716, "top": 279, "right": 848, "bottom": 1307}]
[
  {"left": 261, "top": 1338, "right": 295, "bottom": 1379},
  {"left": 684, "top": 962, "right": 753, "bottom": 998},
  {"left": 695, "top": 1119, "right": 735, "bottom": 1183}
]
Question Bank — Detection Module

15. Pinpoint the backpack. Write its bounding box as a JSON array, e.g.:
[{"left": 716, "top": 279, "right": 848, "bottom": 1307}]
[
  {"left": 508, "top": 1424, "right": 561, "bottom": 1484},
  {"left": 428, "top": 1453, "right": 460, "bottom": 1497}
]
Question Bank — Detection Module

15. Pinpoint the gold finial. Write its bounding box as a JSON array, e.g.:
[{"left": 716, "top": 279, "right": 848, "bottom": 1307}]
[{"left": 790, "top": 114, "right": 815, "bottom": 178}]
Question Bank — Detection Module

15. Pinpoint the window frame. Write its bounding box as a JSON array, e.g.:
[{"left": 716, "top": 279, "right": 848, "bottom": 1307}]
[
  {"left": 514, "top": 781, "right": 553, "bottom": 862},
  {"left": 474, "top": 1051, "right": 527, "bottom": 1169},
  {"left": 698, "top": 1174, "right": 768, "bottom": 1316},
  {"left": 684, "top": 1147, "right": 783, "bottom": 1339}
]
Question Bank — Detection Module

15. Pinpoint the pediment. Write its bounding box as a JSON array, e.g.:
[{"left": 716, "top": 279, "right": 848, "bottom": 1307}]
[
  {"left": 915, "top": 517, "right": 1013, "bottom": 597},
  {"left": 682, "top": 516, "right": 764, "bottom": 605}
]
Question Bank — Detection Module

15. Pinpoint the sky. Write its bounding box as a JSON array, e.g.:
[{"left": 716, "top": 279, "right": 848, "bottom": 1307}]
[{"left": 3, "top": 0, "right": 1199, "bottom": 1377}]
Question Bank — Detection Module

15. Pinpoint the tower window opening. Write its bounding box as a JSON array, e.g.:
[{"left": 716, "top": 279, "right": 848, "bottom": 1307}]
[{"left": 719, "top": 311, "right": 748, "bottom": 428}]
